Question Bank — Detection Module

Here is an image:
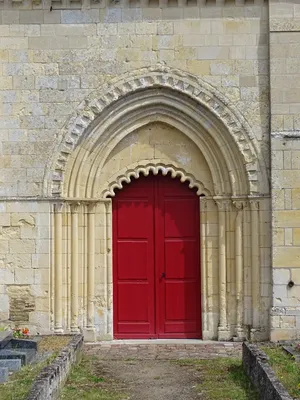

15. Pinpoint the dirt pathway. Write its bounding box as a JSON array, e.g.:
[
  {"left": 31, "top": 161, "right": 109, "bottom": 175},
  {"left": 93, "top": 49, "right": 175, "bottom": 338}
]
[{"left": 95, "top": 358, "right": 202, "bottom": 400}]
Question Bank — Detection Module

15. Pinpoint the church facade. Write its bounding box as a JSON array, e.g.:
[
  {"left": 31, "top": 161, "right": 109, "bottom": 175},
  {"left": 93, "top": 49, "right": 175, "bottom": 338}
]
[{"left": 0, "top": 0, "right": 298, "bottom": 341}]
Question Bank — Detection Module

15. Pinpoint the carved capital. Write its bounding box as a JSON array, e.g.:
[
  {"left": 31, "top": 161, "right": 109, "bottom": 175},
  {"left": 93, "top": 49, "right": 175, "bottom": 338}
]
[
  {"left": 215, "top": 199, "right": 231, "bottom": 212},
  {"left": 232, "top": 200, "right": 247, "bottom": 210},
  {"left": 53, "top": 202, "right": 65, "bottom": 213},
  {"left": 249, "top": 199, "right": 259, "bottom": 211},
  {"left": 70, "top": 201, "right": 81, "bottom": 214},
  {"left": 87, "top": 202, "right": 97, "bottom": 214}
]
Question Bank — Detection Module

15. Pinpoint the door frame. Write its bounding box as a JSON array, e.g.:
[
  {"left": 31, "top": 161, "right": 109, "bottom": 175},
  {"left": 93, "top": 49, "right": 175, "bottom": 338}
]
[{"left": 111, "top": 175, "right": 203, "bottom": 339}]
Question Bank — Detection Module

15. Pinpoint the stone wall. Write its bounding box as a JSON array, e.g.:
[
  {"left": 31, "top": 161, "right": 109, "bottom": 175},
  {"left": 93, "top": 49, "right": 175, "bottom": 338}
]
[
  {"left": 0, "top": 1, "right": 274, "bottom": 340},
  {"left": 269, "top": 0, "right": 300, "bottom": 341}
]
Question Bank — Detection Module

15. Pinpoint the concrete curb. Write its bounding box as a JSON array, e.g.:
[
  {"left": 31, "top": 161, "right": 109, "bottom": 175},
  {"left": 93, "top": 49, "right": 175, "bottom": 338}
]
[
  {"left": 26, "top": 335, "right": 83, "bottom": 400},
  {"left": 242, "top": 342, "right": 293, "bottom": 400}
]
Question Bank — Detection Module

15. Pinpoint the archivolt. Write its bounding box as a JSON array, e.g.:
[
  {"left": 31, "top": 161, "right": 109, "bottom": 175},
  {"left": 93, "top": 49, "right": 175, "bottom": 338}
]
[
  {"left": 44, "top": 65, "right": 268, "bottom": 198},
  {"left": 102, "top": 163, "right": 211, "bottom": 198}
]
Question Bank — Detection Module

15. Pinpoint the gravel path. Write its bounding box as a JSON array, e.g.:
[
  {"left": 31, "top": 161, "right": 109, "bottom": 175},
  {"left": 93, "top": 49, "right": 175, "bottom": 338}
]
[{"left": 94, "top": 358, "right": 202, "bottom": 400}]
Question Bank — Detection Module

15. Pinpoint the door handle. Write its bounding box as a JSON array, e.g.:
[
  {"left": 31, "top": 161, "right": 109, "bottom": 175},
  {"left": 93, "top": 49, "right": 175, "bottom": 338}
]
[{"left": 161, "top": 272, "right": 166, "bottom": 279}]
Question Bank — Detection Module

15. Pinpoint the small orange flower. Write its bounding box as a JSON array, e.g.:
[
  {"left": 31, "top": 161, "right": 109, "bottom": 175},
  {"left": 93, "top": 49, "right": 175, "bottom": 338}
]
[{"left": 22, "top": 328, "right": 29, "bottom": 335}]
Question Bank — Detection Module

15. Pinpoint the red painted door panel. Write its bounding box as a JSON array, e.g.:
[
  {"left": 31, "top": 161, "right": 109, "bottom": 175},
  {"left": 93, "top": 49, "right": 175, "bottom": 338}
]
[
  {"left": 113, "top": 179, "right": 155, "bottom": 338},
  {"left": 113, "top": 174, "right": 201, "bottom": 339}
]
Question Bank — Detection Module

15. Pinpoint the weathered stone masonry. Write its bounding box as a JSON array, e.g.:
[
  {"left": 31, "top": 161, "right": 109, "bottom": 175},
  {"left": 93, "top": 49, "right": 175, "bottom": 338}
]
[{"left": 0, "top": 0, "right": 299, "bottom": 341}]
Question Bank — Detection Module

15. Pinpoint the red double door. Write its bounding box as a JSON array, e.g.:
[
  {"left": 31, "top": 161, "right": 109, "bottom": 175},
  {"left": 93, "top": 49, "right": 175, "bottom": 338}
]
[{"left": 112, "top": 173, "right": 201, "bottom": 339}]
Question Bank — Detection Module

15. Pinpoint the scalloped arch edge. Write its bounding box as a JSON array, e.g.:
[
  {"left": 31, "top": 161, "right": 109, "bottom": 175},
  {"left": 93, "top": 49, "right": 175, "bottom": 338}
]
[{"left": 101, "top": 164, "right": 211, "bottom": 198}]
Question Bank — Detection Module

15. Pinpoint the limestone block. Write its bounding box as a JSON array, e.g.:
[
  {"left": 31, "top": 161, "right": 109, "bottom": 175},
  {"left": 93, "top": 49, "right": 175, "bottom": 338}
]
[
  {"left": 62, "top": 10, "right": 100, "bottom": 24},
  {"left": 13, "top": 76, "right": 34, "bottom": 89},
  {"left": 197, "top": 46, "right": 229, "bottom": 60},
  {"left": 273, "top": 268, "right": 290, "bottom": 284},
  {"left": 0, "top": 227, "right": 20, "bottom": 240},
  {"left": 280, "top": 315, "right": 296, "bottom": 329},
  {"left": 135, "top": 22, "right": 157, "bottom": 35},
  {"left": 44, "top": 11, "right": 61, "bottom": 24},
  {"left": 0, "top": 241, "right": 9, "bottom": 254},
  {"left": 271, "top": 329, "right": 297, "bottom": 341},
  {"left": 290, "top": 268, "right": 300, "bottom": 283},
  {"left": 35, "top": 240, "right": 49, "bottom": 254},
  {"left": 0, "top": 38, "right": 28, "bottom": 50},
  {"left": 35, "top": 297, "right": 49, "bottom": 312},
  {"left": 29, "top": 311, "right": 50, "bottom": 332},
  {"left": 0, "top": 77, "right": 13, "bottom": 90},
  {"left": 274, "top": 246, "right": 300, "bottom": 267},
  {"left": 34, "top": 269, "right": 49, "bottom": 285},
  {"left": 14, "top": 268, "right": 34, "bottom": 284},
  {"left": 19, "top": 11, "right": 44, "bottom": 24},
  {"left": 31, "top": 254, "right": 50, "bottom": 268},
  {"left": 9, "top": 239, "right": 35, "bottom": 254},
  {"left": 157, "top": 21, "right": 173, "bottom": 35},
  {"left": 0, "top": 214, "right": 10, "bottom": 226}
]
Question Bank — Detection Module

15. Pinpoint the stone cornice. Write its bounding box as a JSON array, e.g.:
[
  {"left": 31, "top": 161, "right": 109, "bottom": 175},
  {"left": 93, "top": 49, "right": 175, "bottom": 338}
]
[{"left": 0, "top": 0, "right": 267, "bottom": 11}]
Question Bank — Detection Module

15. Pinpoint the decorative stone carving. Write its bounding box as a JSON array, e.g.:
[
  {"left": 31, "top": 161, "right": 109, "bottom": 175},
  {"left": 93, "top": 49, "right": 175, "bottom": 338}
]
[
  {"left": 46, "top": 66, "right": 267, "bottom": 198},
  {"left": 102, "top": 163, "right": 211, "bottom": 198}
]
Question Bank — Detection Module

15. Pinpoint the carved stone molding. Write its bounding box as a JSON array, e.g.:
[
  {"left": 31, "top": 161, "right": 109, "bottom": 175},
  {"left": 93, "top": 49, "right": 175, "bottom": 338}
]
[
  {"left": 249, "top": 199, "right": 260, "bottom": 211},
  {"left": 46, "top": 65, "right": 266, "bottom": 198},
  {"left": 1, "top": 0, "right": 266, "bottom": 9},
  {"left": 53, "top": 202, "right": 65, "bottom": 213},
  {"left": 215, "top": 199, "right": 231, "bottom": 212},
  {"left": 233, "top": 200, "right": 247, "bottom": 210},
  {"left": 70, "top": 201, "right": 81, "bottom": 213},
  {"left": 101, "top": 163, "right": 211, "bottom": 198}
]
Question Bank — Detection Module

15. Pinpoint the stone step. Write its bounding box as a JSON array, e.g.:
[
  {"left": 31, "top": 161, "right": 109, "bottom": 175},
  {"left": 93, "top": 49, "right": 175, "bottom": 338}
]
[
  {"left": 0, "top": 349, "right": 36, "bottom": 366},
  {"left": 0, "top": 367, "right": 9, "bottom": 384},
  {"left": 0, "top": 359, "right": 21, "bottom": 372}
]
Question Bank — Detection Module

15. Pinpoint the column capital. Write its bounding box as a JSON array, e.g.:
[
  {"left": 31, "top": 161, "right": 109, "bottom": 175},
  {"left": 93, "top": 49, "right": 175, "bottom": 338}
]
[
  {"left": 249, "top": 199, "right": 259, "bottom": 211},
  {"left": 70, "top": 201, "right": 81, "bottom": 213},
  {"left": 53, "top": 202, "right": 65, "bottom": 213},
  {"left": 83, "top": 201, "right": 98, "bottom": 214},
  {"left": 215, "top": 199, "right": 231, "bottom": 211},
  {"left": 233, "top": 200, "right": 247, "bottom": 210}
]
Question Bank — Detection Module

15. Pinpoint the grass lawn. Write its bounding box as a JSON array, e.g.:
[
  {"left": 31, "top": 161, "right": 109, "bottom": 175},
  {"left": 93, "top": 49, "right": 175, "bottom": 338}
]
[
  {"left": 174, "top": 358, "right": 260, "bottom": 400},
  {"left": 60, "top": 356, "right": 126, "bottom": 400},
  {"left": 0, "top": 335, "right": 71, "bottom": 400},
  {"left": 261, "top": 345, "right": 300, "bottom": 398}
]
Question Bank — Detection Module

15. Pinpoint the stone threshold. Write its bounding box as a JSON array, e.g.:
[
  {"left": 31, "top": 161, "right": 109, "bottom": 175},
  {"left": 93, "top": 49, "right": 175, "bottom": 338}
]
[{"left": 87, "top": 339, "right": 239, "bottom": 345}]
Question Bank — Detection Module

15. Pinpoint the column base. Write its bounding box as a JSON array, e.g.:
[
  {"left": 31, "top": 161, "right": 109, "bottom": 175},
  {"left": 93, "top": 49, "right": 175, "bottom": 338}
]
[
  {"left": 250, "top": 328, "right": 268, "bottom": 341},
  {"left": 202, "top": 330, "right": 212, "bottom": 340},
  {"left": 233, "top": 327, "right": 246, "bottom": 342},
  {"left": 83, "top": 328, "right": 97, "bottom": 342},
  {"left": 54, "top": 327, "right": 64, "bottom": 334},
  {"left": 217, "top": 326, "right": 232, "bottom": 341},
  {"left": 70, "top": 326, "right": 81, "bottom": 334}
]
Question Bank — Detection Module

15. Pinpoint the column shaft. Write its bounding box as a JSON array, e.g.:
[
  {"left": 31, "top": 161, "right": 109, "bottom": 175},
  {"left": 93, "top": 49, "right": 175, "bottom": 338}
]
[
  {"left": 200, "top": 199, "right": 207, "bottom": 333},
  {"left": 71, "top": 203, "right": 80, "bottom": 333},
  {"left": 218, "top": 208, "right": 227, "bottom": 329},
  {"left": 87, "top": 204, "right": 95, "bottom": 330},
  {"left": 54, "top": 203, "right": 64, "bottom": 333},
  {"left": 235, "top": 205, "right": 243, "bottom": 336},
  {"left": 251, "top": 201, "right": 260, "bottom": 329}
]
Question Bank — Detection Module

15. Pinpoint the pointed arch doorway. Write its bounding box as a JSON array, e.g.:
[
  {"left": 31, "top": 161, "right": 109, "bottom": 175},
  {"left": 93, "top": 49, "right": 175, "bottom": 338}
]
[{"left": 112, "top": 172, "right": 201, "bottom": 339}]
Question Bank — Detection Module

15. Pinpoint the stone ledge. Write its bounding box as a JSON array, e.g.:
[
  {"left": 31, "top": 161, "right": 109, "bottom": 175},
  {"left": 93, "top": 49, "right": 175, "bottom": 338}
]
[
  {"left": 26, "top": 334, "right": 83, "bottom": 400},
  {"left": 242, "top": 342, "right": 293, "bottom": 400}
]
